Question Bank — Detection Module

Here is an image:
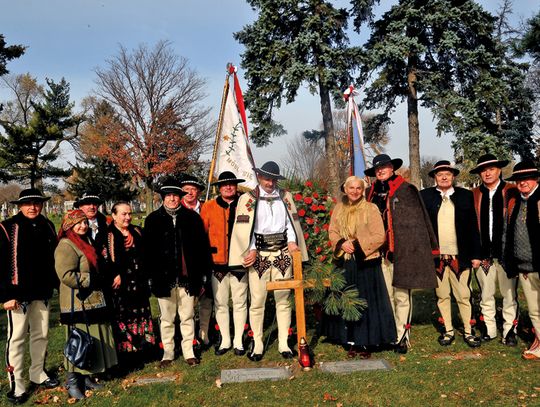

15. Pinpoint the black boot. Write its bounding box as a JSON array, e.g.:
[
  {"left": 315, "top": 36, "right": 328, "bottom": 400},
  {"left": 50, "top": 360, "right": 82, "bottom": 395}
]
[
  {"left": 65, "top": 373, "right": 85, "bottom": 400},
  {"left": 84, "top": 376, "right": 104, "bottom": 390}
]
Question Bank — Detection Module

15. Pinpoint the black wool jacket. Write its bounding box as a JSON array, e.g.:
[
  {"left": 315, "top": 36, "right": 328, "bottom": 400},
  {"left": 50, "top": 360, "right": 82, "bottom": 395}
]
[
  {"left": 420, "top": 186, "right": 482, "bottom": 271},
  {"left": 0, "top": 213, "right": 58, "bottom": 303},
  {"left": 144, "top": 205, "right": 212, "bottom": 297}
]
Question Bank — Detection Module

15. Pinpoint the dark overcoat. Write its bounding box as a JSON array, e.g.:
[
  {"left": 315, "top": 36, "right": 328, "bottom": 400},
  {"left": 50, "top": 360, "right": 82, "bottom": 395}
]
[
  {"left": 391, "top": 182, "right": 439, "bottom": 289},
  {"left": 420, "top": 187, "right": 482, "bottom": 270},
  {"left": 368, "top": 176, "right": 439, "bottom": 290},
  {"left": 144, "top": 205, "right": 212, "bottom": 297}
]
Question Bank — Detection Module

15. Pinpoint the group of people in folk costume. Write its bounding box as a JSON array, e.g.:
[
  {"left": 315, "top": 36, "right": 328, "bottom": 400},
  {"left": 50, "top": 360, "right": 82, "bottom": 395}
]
[{"left": 0, "top": 154, "right": 538, "bottom": 403}]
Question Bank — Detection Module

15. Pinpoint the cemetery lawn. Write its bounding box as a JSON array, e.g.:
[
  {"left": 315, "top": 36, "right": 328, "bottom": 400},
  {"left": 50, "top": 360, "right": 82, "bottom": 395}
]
[{"left": 1, "top": 289, "right": 538, "bottom": 406}]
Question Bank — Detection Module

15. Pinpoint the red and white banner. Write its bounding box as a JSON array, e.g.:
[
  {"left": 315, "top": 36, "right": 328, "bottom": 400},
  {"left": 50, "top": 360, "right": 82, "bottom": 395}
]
[{"left": 212, "top": 66, "right": 257, "bottom": 189}]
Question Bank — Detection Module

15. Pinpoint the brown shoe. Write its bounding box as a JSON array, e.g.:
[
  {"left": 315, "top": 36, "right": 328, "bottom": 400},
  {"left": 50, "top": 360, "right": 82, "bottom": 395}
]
[
  {"left": 186, "top": 357, "right": 200, "bottom": 366},
  {"left": 159, "top": 359, "right": 173, "bottom": 368}
]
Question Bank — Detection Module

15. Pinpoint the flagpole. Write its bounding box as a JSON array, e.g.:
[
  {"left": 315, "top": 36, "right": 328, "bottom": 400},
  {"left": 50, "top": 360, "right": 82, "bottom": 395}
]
[{"left": 206, "top": 64, "right": 233, "bottom": 201}]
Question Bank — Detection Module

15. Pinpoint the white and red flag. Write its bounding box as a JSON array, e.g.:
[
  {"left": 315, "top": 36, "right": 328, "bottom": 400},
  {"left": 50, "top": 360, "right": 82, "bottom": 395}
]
[{"left": 208, "top": 64, "right": 257, "bottom": 195}]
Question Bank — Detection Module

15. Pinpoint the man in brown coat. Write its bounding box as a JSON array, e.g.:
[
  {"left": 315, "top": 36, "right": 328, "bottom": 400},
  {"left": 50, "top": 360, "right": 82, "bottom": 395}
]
[{"left": 365, "top": 154, "right": 439, "bottom": 353}]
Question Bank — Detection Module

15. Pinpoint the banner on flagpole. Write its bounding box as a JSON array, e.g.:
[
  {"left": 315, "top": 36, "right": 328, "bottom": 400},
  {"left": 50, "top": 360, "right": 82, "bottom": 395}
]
[
  {"left": 344, "top": 85, "right": 367, "bottom": 177},
  {"left": 212, "top": 70, "right": 257, "bottom": 189}
]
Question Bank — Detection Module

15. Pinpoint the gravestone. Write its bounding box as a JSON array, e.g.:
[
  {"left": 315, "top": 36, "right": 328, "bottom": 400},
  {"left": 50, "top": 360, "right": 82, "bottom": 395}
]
[
  {"left": 221, "top": 367, "right": 292, "bottom": 383},
  {"left": 319, "top": 359, "right": 392, "bottom": 374},
  {"left": 129, "top": 373, "right": 181, "bottom": 386}
]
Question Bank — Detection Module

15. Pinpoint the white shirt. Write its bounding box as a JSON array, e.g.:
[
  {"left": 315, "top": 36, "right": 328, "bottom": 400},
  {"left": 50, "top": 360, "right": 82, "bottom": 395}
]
[
  {"left": 249, "top": 187, "right": 296, "bottom": 250},
  {"left": 88, "top": 218, "right": 99, "bottom": 240},
  {"left": 486, "top": 179, "right": 501, "bottom": 241},
  {"left": 436, "top": 186, "right": 455, "bottom": 199}
]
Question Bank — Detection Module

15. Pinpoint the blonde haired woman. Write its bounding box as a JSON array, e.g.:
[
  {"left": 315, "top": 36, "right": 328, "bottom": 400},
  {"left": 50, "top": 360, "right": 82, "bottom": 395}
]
[{"left": 322, "top": 176, "right": 396, "bottom": 357}]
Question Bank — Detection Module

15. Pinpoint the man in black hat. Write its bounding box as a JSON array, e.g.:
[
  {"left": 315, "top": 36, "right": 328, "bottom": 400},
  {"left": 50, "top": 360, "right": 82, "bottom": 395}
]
[
  {"left": 179, "top": 173, "right": 214, "bottom": 349},
  {"left": 229, "top": 161, "right": 308, "bottom": 361},
  {"left": 0, "top": 189, "right": 59, "bottom": 404},
  {"left": 200, "top": 171, "right": 248, "bottom": 356},
  {"left": 365, "top": 154, "right": 439, "bottom": 353},
  {"left": 144, "top": 177, "right": 212, "bottom": 367},
  {"left": 504, "top": 160, "right": 540, "bottom": 360},
  {"left": 74, "top": 193, "right": 108, "bottom": 249},
  {"left": 421, "top": 161, "right": 482, "bottom": 347},
  {"left": 471, "top": 153, "right": 519, "bottom": 345}
]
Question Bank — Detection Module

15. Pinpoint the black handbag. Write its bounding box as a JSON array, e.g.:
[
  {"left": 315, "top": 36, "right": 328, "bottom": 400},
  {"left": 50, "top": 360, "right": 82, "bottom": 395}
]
[{"left": 63, "top": 272, "right": 94, "bottom": 370}]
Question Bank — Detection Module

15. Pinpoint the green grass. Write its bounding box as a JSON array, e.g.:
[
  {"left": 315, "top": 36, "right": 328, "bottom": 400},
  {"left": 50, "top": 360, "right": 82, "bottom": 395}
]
[{"left": 1, "top": 290, "right": 539, "bottom": 406}]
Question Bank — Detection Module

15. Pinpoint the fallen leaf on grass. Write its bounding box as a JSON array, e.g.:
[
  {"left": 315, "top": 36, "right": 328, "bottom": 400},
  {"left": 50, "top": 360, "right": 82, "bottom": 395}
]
[
  {"left": 440, "top": 394, "right": 447, "bottom": 398},
  {"left": 323, "top": 393, "right": 338, "bottom": 401},
  {"left": 468, "top": 387, "right": 474, "bottom": 393},
  {"left": 215, "top": 379, "right": 222, "bottom": 388},
  {"left": 336, "top": 403, "right": 343, "bottom": 407},
  {"left": 288, "top": 375, "right": 295, "bottom": 380},
  {"left": 67, "top": 398, "right": 77, "bottom": 404},
  {"left": 121, "top": 378, "right": 135, "bottom": 390},
  {"left": 399, "top": 356, "right": 406, "bottom": 362}
]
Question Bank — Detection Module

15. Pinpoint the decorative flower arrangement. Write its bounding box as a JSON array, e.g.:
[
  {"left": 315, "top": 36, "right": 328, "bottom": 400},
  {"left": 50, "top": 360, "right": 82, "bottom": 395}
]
[{"left": 290, "top": 180, "right": 335, "bottom": 265}]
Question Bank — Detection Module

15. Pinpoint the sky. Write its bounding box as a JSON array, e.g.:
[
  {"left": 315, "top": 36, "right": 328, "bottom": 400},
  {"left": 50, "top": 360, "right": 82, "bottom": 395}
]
[{"left": 1, "top": 0, "right": 539, "bottom": 173}]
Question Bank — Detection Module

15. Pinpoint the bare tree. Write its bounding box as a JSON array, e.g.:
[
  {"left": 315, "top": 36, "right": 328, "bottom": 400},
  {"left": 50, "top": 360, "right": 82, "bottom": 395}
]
[
  {"left": 0, "top": 73, "right": 44, "bottom": 124},
  {"left": 288, "top": 109, "right": 390, "bottom": 188},
  {"left": 92, "top": 40, "right": 214, "bottom": 213}
]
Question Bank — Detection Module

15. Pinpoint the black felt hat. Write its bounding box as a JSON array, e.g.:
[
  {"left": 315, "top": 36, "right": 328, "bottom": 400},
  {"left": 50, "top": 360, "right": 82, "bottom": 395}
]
[
  {"left": 73, "top": 192, "right": 103, "bottom": 208},
  {"left": 470, "top": 153, "right": 509, "bottom": 174},
  {"left": 253, "top": 161, "right": 285, "bottom": 180},
  {"left": 211, "top": 171, "right": 245, "bottom": 186},
  {"left": 506, "top": 160, "right": 540, "bottom": 181},
  {"left": 10, "top": 188, "right": 51, "bottom": 204},
  {"left": 364, "top": 154, "right": 403, "bottom": 177},
  {"left": 159, "top": 177, "right": 187, "bottom": 197},
  {"left": 179, "top": 174, "right": 205, "bottom": 191},
  {"left": 428, "top": 160, "right": 460, "bottom": 178}
]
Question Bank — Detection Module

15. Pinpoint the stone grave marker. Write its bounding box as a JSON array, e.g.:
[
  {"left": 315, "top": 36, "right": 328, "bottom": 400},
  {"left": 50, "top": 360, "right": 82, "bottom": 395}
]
[
  {"left": 221, "top": 367, "right": 292, "bottom": 384},
  {"left": 319, "top": 359, "right": 392, "bottom": 374}
]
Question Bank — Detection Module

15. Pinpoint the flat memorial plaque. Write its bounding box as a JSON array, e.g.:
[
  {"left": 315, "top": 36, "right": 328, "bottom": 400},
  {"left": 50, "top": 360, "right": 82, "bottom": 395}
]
[
  {"left": 221, "top": 367, "right": 292, "bottom": 383},
  {"left": 320, "top": 359, "right": 392, "bottom": 374}
]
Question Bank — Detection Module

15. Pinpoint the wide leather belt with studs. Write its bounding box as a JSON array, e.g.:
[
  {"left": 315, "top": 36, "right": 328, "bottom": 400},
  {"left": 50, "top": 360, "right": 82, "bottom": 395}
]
[{"left": 255, "top": 232, "right": 287, "bottom": 251}]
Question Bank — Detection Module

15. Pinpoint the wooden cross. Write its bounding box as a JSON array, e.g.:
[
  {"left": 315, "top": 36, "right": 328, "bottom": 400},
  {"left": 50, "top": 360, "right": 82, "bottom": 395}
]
[{"left": 266, "top": 250, "right": 308, "bottom": 347}]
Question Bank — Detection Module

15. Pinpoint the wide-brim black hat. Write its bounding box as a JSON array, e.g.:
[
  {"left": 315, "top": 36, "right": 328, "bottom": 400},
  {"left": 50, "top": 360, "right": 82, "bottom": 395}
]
[
  {"left": 10, "top": 188, "right": 51, "bottom": 204},
  {"left": 470, "top": 153, "right": 509, "bottom": 174},
  {"left": 506, "top": 160, "right": 540, "bottom": 181},
  {"left": 364, "top": 154, "right": 403, "bottom": 177},
  {"left": 211, "top": 171, "right": 245, "bottom": 186},
  {"left": 428, "top": 160, "right": 460, "bottom": 178},
  {"left": 73, "top": 193, "right": 103, "bottom": 208},
  {"left": 253, "top": 161, "right": 285, "bottom": 180},
  {"left": 159, "top": 177, "right": 187, "bottom": 197},
  {"left": 179, "top": 174, "right": 205, "bottom": 191}
]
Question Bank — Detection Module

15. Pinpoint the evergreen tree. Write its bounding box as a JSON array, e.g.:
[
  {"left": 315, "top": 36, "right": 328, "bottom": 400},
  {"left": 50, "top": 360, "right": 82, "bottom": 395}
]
[
  {"left": 357, "top": 0, "right": 521, "bottom": 186},
  {"left": 67, "top": 157, "right": 137, "bottom": 205},
  {"left": 0, "top": 34, "right": 24, "bottom": 77},
  {"left": 0, "top": 77, "right": 82, "bottom": 187},
  {"left": 234, "top": 0, "right": 377, "bottom": 193}
]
